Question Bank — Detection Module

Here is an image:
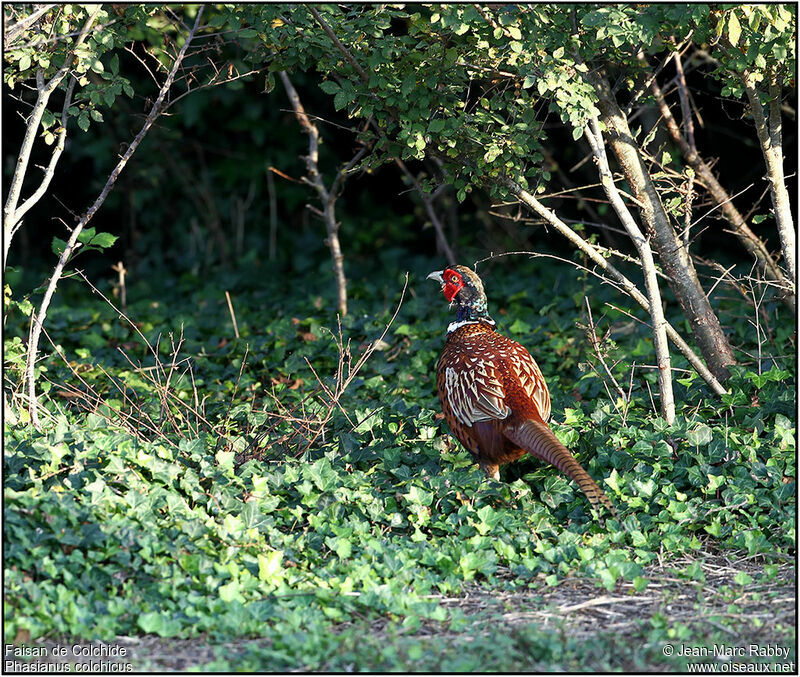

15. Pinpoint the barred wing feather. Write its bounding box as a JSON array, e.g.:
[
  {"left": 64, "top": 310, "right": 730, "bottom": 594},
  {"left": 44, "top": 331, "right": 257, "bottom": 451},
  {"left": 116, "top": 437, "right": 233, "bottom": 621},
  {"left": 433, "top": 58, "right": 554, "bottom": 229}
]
[
  {"left": 444, "top": 363, "right": 510, "bottom": 426},
  {"left": 508, "top": 344, "right": 551, "bottom": 422}
]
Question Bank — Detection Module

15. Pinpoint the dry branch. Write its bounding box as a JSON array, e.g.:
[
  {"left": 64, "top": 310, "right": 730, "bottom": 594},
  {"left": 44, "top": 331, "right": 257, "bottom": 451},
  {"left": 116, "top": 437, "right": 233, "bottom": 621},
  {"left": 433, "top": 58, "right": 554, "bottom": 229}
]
[
  {"left": 584, "top": 117, "right": 675, "bottom": 423},
  {"left": 502, "top": 179, "right": 727, "bottom": 397},
  {"left": 650, "top": 77, "right": 794, "bottom": 307},
  {"left": 279, "top": 70, "right": 364, "bottom": 317},
  {"left": 24, "top": 8, "right": 205, "bottom": 430}
]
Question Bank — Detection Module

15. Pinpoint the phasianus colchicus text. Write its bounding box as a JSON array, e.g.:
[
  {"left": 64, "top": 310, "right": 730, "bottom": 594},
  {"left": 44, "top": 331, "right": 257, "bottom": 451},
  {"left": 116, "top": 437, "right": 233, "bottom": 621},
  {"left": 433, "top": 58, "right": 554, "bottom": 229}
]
[{"left": 427, "top": 265, "right": 616, "bottom": 517}]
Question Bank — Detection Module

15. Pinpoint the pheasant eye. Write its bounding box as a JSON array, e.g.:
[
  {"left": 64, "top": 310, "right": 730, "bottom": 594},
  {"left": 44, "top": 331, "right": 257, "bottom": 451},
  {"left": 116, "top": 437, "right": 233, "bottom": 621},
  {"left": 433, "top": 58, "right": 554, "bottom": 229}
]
[{"left": 450, "top": 275, "right": 459, "bottom": 283}]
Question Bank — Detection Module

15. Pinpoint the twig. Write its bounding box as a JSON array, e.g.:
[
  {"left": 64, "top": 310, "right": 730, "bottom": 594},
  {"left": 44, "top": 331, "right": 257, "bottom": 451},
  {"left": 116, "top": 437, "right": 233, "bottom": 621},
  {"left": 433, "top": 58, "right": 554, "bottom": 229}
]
[
  {"left": 486, "top": 191, "right": 727, "bottom": 400},
  {"left": 394, "top": 158, "right": 456, "bottom": 264},
  {"left": 649, "top": 70, "right": 792, "bottom": 306},
  {"left": 584, "top": 297, "right": 629, "bottom": 420},
  {"left": 225, "top": 291, "right": 240, "bottom": 339},
  {"left": 266, "top": 162, "right": 278, "bottom": 261},
  {"left": 24, "top": 8, "right": 205, "bottom": 430},
  {"left": 299, "top": 275, "right": 409, "bottom": 454}
]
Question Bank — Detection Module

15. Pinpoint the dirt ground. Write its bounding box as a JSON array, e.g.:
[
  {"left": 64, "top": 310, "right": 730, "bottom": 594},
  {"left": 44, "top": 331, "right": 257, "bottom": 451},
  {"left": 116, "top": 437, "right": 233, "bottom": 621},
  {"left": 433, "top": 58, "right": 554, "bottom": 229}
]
[{"left": 20, "top": 552, "right": 795, "bottom": 672}]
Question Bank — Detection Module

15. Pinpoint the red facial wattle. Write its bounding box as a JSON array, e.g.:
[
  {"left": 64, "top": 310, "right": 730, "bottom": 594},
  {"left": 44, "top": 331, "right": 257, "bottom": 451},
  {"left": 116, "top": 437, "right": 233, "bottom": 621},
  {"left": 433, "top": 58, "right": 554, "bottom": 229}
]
[{"left": 442, "top": 270, "right": 464, "bottom": 302}]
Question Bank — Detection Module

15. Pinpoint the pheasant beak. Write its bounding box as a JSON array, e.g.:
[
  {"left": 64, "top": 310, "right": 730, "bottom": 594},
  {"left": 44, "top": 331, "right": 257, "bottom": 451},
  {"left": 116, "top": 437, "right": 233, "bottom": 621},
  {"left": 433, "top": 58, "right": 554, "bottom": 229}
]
[{"left": 426, "top": 270, "right": 444, "bottom": 285}]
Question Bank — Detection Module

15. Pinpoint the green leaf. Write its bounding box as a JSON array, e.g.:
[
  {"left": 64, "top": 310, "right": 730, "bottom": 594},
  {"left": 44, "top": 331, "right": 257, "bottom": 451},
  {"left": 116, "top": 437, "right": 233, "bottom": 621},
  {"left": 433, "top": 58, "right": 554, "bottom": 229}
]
[
  {"left": 319, "top": 80, "right": 340, "bottom": 95},
  {"left": 51, "top": 237, "right": 69, "bottom": 257},
  {"left": 258, "top": 551, "right": 284, "bottom": 582},
  {"left": 41, "top": 109, "right": 57, "bottom": 130},
  {"left": 89, "top": 232, "right": 117, "bottom": 249},
  {"left": 733, "top": 571, "right": 753, "bottom": 586},
  {"left": 688, "top": 424, "right": 713, "bottom": 446},
  {"left": 333, "top": 90, "right": 348, "bottom": 111},
  {"left": 18, "top": 54, "right": 31, "bottom": 71}
]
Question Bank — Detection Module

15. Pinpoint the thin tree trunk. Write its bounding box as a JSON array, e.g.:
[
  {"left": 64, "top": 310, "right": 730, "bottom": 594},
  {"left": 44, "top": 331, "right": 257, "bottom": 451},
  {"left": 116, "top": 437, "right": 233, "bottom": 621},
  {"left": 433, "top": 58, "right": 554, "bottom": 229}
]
[
  {"left": 584, "top": 118, "right": 675, "bottom": 424},
  {"left": 25, "top": 8, "right": 204, "bottom": 430},
  {"left": 742, "top": 71, "right": 796, "bottom": 283},
  {"left": 279, "top": 70, "right": 354, "bottom": 317},
  {"left": 651, "top": 78, "right": 794, "bottom": 307},
  {"left": 586, "top": 71, "right": 737, "bottom": 381},
  {"left": 3, "top": 6, "right": 101, "bottom": 270}
]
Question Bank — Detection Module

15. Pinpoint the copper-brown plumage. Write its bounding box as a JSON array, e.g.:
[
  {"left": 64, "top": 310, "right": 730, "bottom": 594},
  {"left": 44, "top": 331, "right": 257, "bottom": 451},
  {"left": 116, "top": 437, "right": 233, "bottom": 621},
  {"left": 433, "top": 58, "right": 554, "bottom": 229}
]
[{"left": 428, "top": 265, "right": 616, "bottom": 517}]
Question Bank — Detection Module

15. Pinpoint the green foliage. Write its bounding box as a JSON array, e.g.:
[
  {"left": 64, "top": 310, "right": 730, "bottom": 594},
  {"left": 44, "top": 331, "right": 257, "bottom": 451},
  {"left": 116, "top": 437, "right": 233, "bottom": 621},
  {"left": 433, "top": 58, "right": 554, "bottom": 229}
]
[
  {"left": 3, "top": 5, "right": 144, "bottom": 137},
  {"left": 236, "top": 3, "right": 795, "bottom": 204},
  {"left": 3, "top": 256, "right": 794, "bottom": 670}
]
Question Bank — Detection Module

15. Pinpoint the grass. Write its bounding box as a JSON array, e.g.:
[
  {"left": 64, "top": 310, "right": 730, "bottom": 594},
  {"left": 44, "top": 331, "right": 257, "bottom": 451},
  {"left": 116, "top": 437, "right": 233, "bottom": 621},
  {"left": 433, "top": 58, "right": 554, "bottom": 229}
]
[{"left": 3, "top": 253, "right": 796, "bottom": 670}]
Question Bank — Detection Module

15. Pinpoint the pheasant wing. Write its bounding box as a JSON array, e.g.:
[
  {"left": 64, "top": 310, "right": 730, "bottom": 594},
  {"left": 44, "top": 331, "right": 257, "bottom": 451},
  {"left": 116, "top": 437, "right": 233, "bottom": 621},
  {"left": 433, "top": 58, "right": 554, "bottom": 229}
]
[
  {"left": 443, "top": 359, "right": 510, "bottom": 426},
  {"left": 505, "top": 341, "right": 551, "bottom": 422}
]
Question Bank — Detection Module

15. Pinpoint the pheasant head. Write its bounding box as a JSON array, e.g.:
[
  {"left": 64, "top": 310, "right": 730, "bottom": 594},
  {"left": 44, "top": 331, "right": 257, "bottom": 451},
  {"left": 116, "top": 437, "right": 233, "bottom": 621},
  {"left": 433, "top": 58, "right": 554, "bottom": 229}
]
[{"left": 427, "top": 265, "right": 494, "bottom": 330}]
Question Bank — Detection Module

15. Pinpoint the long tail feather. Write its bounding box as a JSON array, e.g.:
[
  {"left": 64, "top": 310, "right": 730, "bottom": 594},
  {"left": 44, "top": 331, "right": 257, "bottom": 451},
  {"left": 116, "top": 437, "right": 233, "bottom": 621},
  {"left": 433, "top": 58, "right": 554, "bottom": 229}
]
[{"left": 505, "top": 419, "right": 617, "bottom": 517}]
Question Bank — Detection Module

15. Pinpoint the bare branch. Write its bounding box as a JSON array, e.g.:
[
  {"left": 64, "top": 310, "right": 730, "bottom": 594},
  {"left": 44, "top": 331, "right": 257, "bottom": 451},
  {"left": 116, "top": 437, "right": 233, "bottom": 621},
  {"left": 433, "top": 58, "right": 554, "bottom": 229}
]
[
  {"left": 12, "top": 75, "right": 77, "bottom": 227},
  {"left": 3, "top": 5, "right": 102, "bottom": 270},
  {"left": 279, "top": 70, "right": 353, "bottom": 316},
  {"left": 584, "top": 117, "right": 675, "bottom": 423},
  {"left": 650, "top": 72, "right": 793, "bottom": 307},
  {"left": 25, "top": 8, "right": 206, "bottom": 430},
  {"left": 395, "top": 158, "right": 456, "bottom": 264},
  {"left": 4, "top": 4, "right": 56, "bottom": 46},
  {"left": 503, "top": 178, "right": 727, "bottom": 396}
]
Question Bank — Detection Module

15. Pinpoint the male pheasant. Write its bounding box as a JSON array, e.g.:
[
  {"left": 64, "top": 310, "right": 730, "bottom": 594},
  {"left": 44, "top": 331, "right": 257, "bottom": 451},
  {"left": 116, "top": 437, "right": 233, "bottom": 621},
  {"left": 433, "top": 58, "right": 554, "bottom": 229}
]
[{"left": 427, "top": 265, "right": 616, "bottom": 517}]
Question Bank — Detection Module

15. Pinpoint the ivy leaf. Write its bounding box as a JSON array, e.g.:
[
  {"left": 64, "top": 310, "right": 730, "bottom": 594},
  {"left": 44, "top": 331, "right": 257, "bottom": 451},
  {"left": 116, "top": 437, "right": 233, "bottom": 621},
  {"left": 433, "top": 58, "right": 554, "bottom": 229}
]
[{"left": 688, "top": 424, "right": 713, "bottom": 446}]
